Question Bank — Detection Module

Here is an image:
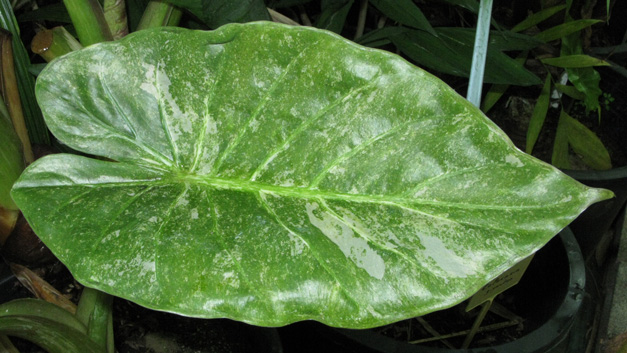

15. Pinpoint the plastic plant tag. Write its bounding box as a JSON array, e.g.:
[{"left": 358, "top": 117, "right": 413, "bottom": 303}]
[
  {"left": 461, "top": 254, "right": 534, "bottom": 348},
  {"left": 466, "top": 254, "right": 534, "bottom": 311}
]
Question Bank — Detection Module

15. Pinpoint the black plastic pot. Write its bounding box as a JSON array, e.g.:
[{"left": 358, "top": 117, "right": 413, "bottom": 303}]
[
  {"left": 564, "top": 166, "right": 627, "bottom": 261},
  {"left": 280, "top": 228, "right": 584, "bottom": 353}
]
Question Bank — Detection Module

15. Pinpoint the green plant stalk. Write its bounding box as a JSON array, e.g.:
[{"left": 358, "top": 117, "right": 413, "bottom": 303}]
[
  {"left": 166, "top": 5, "right": 183, "bottom": 26},
  {"left": 354, "top": 0, "right": 368, "bottom": 40},
  {"left": 31, "top": 27, "right": 83, "bottom": 62},
  {"left": 466, "top": 0, "right": 493, "bottom": 107},
  {"left": 1, "top": 32, "right": 34, "bottom": 163},
  {"left": 0, "top": 299, "right": 101, "bottom": 353},
  {"left": 137, "top": 1, "right": 182, "bottom": 30},
  {"left": 76, "top": 288, "right": 114, "bottom": 353},
  {"left": 104, "top": 0, "right": 129, "bottom": 40},
  {"left": 0, "top": 334, "right": 19, "bottom": 352},
  {"left": 0, "top": 0, "right": 49, "bottom": 145},
  {"left": 63, "top": 0, "right": 113, "bottom": 46}
]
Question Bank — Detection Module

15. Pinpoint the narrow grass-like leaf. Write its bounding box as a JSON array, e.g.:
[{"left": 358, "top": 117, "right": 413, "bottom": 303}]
[
  {"left": 356, "top": 26, "right": 407, "bottom": 46},
  {"left": 555, "top": 83, "right": 586, "bottom": 100},
  {"left": 13, "top": 24, "right": 611, "bottom": 329},
  {"left": 480, "top": 84, "right": 508, "bottom": 113},
  {"left": 511, "top": 5, "right": 566, "bottom": 33},
  {"left": 438, "top": 28, "right": 542, "bottom": 51},
  {"left": 541, "top": 54, "right": 610, "bottom": 68},
  {"left": 526, "top": 74, "right": 551, "bottom": 154},
  {"left": 0, "top": 299, "right": 102, "bottom": 353},
  {"left": 390, "top": 28, "right": 541, "bottom": 85},
  {"left": 270, "top": 0, "right": 315, "bottom": 7},
  {"left": 440, "top": 0, "right": 478, "bottom": 13},
  {"left": 0, "top": 97, "right": 23, "bottom": 210},
  {"left": 552, "top": 111, "right": 571, "bottom": 169},
  {"left": 481, "top": 51, "right": 528, "bottom": 113},
  {"left": 0, "top": 335, "right": 18, "bottom": 353},
  {"left": 535, "top": 19, "right": 602, "bottom": 42},
  {"left": 315, "top": 0, "right": 354, "bottom": 33},
  {"left": 16, "top": 3, "right": 72, "bottom": 23},
  {"left": 163, "top": 0, "right": 271, "bottom": 28},
  {"left": 0, "top": 299, "right": 86, "bottom": 334},
  {"left": 561, "top": 27, "right": 602, "bottom": 112},
  {"left": 562, "top": 112, "right": 611, "bottom": 170},
  {"left": 369, "top": 0, "right": 435, "bottom": 35},
  {"left": 0, "top": 0, "right": 49, "bottom": 144},
  {"left": 590, "top": 42, "right": 627, "bottom": 55},
  {"left": 1, "top": 33, "right": 33, "bottom": 164}
]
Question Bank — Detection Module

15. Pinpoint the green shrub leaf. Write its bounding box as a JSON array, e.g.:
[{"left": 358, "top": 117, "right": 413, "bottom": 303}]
[
  {"left": 390, "top": 28, "right": 541, "bottom": 85},
  {"left": 541, "top": 54, "right": 610, "bottom": 68},
  {"left": 163, "top": 0, "right": 271, "bottom": 28},
  {"left": 13, "top": 23, "right": 611, "bottom": 328},
  {"left": 526, "top": 74, "right": 551, "bottom": 154},
  {"left": 369, "top": 0, "right": 435, "bottom": 35},
  {"left": 535, "top": 19, "right": 602, "bottom": 42},
  {"left": 562, "top": 112, "right": 612, "bottom": 170},
  {"left": 511, "top": 5, "right": 566, "bottom": 33},
  {"left": 315, "top": 0, "right": 354, "bottom": 33}
]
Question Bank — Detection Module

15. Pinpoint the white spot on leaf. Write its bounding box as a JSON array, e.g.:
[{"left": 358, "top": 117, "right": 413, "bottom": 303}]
[{"left": 306, "top": 202, "right": 385, "bottom": 279}]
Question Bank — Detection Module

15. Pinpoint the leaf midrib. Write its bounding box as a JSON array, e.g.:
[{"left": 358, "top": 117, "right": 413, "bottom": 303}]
[{"left": 17, "top": 171, "right": 560, "bottom": 211}]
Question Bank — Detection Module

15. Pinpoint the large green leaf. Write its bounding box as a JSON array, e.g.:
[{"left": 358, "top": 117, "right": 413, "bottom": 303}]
[{"left": 13, "top": 23, "right": 611, "bottom": 328}]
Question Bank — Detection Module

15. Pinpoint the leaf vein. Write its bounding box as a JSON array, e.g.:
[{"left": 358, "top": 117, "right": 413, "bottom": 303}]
[
  {"left": 319, "top": 199, "right": 423, "bottom": 271},
  {"left": 249, "top": 79, "right": 381, "bottom": 181},
  {"left": 211, "top": 43, "right": 315, "bottom": 175},
  {"left": 209, "top": 193, "right": 271, "bottom": 310},
  {"left": 256, "top": 191, "right": 363, "bottom": 310},
  {"left": 155, "top": 63, "right": 180, "bottom": 168},
  {"left": 309, "top": 118, "right": 416, "bottom": 188},
  {"left": 190, "top": 53, "right": 228, "bottom": 173},
  {"left": 89, "top": 186, "right": 156, "bottom": 254},
  {"left": 68, "top": 97, "right": 174, "bottom": 169}
]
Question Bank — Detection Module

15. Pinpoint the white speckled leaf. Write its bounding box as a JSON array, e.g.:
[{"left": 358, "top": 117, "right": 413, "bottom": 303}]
[{"left": 12, "top": 23, "right": 611, "bottom": 328}]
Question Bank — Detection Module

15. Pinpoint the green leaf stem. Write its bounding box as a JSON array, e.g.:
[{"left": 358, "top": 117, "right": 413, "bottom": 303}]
[{"left": 13, "top": 23, "right": 611, "bottom": 328}]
